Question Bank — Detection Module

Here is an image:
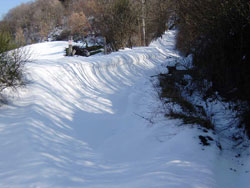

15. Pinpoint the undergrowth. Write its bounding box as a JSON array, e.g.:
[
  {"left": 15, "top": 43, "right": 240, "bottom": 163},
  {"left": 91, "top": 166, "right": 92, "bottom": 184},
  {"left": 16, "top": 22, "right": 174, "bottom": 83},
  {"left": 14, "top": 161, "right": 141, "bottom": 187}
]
[
  {"left": 158, "top": 64, "right": 214, "bottom": 130},
  {"left": 166, "top": 111, "right": 213, "bottom": 130},
  {"left": 158, "top": 58, "right": 250, "bottom": 148}
]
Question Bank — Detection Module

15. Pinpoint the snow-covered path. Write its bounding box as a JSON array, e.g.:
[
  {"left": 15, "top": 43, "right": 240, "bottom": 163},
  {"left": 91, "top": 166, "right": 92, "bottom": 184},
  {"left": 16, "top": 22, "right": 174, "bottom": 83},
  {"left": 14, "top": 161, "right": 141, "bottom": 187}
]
[{"left": 0, "top": 31, "right": 249, "bottom": 188}]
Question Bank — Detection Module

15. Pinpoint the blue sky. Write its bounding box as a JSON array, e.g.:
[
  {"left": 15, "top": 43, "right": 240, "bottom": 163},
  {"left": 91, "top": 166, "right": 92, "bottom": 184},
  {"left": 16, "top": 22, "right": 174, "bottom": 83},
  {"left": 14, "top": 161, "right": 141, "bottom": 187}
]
[{"left": 0, "top": 0, "right": 32, "bottom": 19}]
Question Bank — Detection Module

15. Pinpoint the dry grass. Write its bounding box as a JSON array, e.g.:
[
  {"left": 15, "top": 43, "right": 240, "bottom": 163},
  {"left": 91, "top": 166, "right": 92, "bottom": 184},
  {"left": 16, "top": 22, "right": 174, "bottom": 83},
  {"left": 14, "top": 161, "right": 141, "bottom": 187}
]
[
  {"left": 158, "top": 67, "right": 213, "bottom": 130},
  {"left": 166, "top": 111, "right": 213, "bottom": 130}
]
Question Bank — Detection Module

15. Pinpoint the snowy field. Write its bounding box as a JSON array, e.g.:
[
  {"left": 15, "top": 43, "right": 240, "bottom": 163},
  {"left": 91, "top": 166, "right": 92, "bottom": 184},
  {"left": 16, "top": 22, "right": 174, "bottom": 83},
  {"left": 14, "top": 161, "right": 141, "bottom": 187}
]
[{"left": 0, "top": 31, "right": 249, "bottom": 188}]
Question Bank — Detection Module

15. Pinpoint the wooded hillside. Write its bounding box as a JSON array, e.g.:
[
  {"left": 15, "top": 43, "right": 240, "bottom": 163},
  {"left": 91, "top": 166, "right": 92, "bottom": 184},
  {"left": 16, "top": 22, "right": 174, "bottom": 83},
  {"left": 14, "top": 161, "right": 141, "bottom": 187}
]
[{"left": 0, "top": 0, "right": 173, "bottom": 49}]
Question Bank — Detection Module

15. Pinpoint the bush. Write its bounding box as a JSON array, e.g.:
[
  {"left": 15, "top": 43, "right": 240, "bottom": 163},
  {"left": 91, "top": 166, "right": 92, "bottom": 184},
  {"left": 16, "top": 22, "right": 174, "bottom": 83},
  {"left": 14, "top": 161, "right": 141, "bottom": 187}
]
[
  {"left": 159, "top": 69, "right": 213, "bottom": 130},
  {"left": 174, "top": 0, "right": 250, "bottom": 136},
  {"left": 176, "top": 0, "right": 250, "bottom": 99},
  {"left": 0, "top": 32, "right": 28, "bottom": 95}
]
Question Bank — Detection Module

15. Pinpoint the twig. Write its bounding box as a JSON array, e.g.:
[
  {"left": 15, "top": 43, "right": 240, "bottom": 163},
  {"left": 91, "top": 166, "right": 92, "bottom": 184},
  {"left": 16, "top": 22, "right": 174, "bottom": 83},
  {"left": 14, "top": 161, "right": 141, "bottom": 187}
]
[{"left": 134, "top": 112, "right": 154, "bottom": 124}]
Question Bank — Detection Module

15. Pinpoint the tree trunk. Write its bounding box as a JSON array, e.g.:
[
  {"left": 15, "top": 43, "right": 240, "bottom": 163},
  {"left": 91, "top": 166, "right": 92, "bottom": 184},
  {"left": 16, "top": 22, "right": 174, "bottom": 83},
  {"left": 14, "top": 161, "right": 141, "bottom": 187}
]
[{"left": 142, "top": 0, "right": 146, "bottom": 46}]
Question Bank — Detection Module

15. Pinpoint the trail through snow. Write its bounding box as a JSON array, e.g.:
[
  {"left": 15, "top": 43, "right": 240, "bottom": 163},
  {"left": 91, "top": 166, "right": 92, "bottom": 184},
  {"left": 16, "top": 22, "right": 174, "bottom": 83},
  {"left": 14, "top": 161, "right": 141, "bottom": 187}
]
[{"left": 0, "top": 31, "right": 249, "bottom": 188}]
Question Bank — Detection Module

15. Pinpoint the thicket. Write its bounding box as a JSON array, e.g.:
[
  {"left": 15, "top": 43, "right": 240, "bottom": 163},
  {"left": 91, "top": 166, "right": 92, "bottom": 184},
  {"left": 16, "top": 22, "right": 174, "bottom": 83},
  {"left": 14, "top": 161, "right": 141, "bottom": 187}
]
[
  {"left": 0, "top": 32, "right": 28, "bottom": 100},
  {"left": 92, "top": 0, "right": 138, "bottom": 50},
  {"left": 159, "top": 68, "right": 214, "bottom": 130},
  {"left": 174, "top": 0, "right": 250, "bottom": 137},
  {"left": 90, "top": 0, "right": 174, "bottom": 50}
]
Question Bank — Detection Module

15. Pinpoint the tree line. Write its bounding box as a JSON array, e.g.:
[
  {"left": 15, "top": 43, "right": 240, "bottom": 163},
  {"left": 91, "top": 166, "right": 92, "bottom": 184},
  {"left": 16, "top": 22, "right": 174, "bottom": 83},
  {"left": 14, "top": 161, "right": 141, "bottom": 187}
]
[{"left": 0, "top": 0, "right": 173, "bottom": 49}]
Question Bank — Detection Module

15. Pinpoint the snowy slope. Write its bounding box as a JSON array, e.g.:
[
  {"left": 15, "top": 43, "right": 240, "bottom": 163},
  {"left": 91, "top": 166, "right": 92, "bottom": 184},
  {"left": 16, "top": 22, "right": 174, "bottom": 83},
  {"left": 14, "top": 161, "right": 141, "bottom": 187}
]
[{"left": 0, "top": 31, "right": 249, "bottom": 188}]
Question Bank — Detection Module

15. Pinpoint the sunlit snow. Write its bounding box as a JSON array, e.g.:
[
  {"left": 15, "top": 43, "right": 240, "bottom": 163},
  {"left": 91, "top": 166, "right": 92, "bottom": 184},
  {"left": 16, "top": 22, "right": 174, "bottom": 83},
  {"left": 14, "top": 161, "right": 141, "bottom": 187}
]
[{"left": 0, "top": 31, "right": 249, "bottom": 188}]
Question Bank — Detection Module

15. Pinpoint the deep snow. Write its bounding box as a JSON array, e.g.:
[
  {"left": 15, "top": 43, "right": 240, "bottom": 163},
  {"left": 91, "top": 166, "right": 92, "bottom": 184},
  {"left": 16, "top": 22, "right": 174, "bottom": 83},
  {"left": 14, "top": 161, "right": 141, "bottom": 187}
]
[{"left": 0, "top": 31, "right": 249, "bottom": 188}]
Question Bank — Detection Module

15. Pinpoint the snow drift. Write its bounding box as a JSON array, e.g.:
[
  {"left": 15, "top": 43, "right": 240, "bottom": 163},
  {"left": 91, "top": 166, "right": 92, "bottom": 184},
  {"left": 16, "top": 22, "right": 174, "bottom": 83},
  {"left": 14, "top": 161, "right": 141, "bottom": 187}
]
[{"left": 0, "top": 31, "right": 249, "bottom": 188}]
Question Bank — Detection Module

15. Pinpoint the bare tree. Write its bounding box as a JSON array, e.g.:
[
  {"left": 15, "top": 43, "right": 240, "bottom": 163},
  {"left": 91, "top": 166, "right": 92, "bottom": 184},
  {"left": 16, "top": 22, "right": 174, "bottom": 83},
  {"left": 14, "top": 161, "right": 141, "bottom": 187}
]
[
  {"left": 68, "top": 12, "right": 90, "bottom": 36},
  {"left": 93, "top": 0, "right": 139, "bottom": 50}
]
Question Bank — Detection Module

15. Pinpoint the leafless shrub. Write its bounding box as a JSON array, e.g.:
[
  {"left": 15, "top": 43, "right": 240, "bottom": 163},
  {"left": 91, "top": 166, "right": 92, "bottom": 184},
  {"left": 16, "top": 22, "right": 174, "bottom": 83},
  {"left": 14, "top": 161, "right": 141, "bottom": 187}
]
[{"left": 0, "top": 32, "right": 30, "bottom": 98}]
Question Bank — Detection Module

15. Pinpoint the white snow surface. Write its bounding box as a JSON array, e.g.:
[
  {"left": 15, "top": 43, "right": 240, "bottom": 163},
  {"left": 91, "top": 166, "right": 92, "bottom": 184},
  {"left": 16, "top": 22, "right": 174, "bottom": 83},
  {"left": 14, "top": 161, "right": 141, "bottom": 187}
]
[{"left": 0, "top": 31, "right": 249, "bottom": 188}]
